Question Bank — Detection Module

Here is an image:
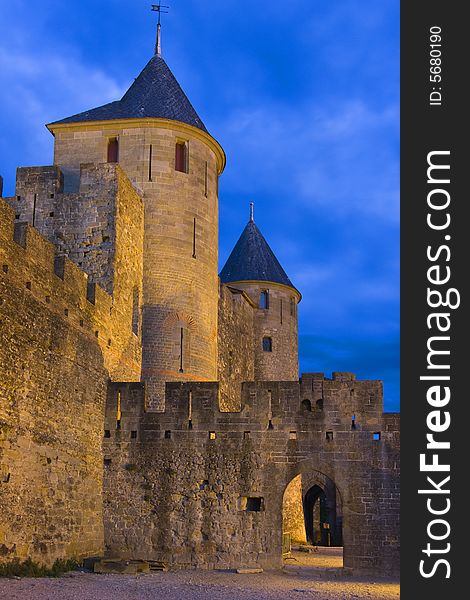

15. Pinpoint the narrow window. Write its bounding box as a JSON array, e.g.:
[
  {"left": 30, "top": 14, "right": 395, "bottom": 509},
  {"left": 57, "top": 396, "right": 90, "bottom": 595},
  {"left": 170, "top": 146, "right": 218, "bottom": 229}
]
[
  {"left": 116, "top": 390, "right": 122, "bottom": 429},
  {"left": 131, "top": 430, "right": 137, "bottom": 439},
  {"left": 104, "top": 458, "right": 112, "bottom": 468},
  {"left": 164, "top": 430, "right": 172, "bottom": 439},
  {"left": 104, "top": 430, "right": 111, "bottom": 438},
  {"left": 209, "top": 432, "right": 216, "bottom": 440},
  {"left": 132, "top": 288, "right": 139, "bottom": 335},
  {"left": 2, "top": 264, "right": 8, "bottom": 273},
  {"left": 289, "top": 431, "right": 297, "bottom": 440},
  {"left": 326, "top": 431, "right": 333, "bottom": 441},
  {"left": 244, "top": 431, "right": 251, "bottom": 439},
  {"left": 192, "top": 218, "right": 197, "bottom": 258},
  {"left": 175, "top": 141, "right": 188, "bottom": 173},
  {"left": 107, "top": 138, "right": 119, "bottom": 163},
  {"left": 373, "top": 432, "right": 381, "bottom": 441},
  {"left": 302, "top": 399, "right": 312, "bottom": 412},
  {"left": 204, "top": 161, "right": 208, "bottom": 197},
  {"left": 239, "top": 496, "right": 264, "bottom": 512},
  {"left": 316, "top": 399, "right": 324, "bottom": 410},
  {"left": 351, "top": 414, "right": 356, "bottom": 430},
  {"left": 259, "top": 290, "right": 269, "bottom": 309},
  {"left": 290, "top": 296, "right": 296, "bottom": 316},
  {"left": 32, "top": 194, "right": 37, "bottom": 227},
  {"left": 179, "top": 327, "right": 184, "bottom": 372},
  {"left": 262, "top": 337, "right": 272, "bottom": 352},
  {"left": 148, "top": 144, "right": 153, "bottom": 181}
]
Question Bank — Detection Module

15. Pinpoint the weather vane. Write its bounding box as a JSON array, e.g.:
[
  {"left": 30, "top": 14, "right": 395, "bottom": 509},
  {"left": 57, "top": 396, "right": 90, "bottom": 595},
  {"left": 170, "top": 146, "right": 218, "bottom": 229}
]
[{"left": 151, "top": 3, "right": 169, "bottom": 56}]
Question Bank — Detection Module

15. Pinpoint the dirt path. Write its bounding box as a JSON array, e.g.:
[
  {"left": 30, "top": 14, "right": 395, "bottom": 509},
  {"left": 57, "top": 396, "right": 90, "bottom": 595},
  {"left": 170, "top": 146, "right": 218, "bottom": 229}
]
[{"left": 0, "top": 549, "right": 399, "bottom": 600}]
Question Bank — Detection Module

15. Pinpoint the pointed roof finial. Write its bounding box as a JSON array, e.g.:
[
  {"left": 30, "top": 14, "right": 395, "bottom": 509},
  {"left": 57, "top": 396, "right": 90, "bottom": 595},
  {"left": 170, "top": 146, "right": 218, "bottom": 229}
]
[
  {"left": 249, "top": 202, "right": 254, "bottom": 222},
  {"left": 151, "top": 3, "right": 169, "bottom": 56}
]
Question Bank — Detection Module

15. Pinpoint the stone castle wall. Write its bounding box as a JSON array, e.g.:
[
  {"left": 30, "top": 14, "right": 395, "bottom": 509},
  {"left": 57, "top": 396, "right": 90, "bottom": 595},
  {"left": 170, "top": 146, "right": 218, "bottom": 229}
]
[
  {"left": 0, "top": 198, "right": 107, "bottom": 565},
  {"left": 0, "top": 177, "right": 143, "bottom": 565},
  {"left": 50, "top": 121, "right": 224, "bottom": 409},
  {"left": 102, "top": 375, "right": 399, "bottom": 575},
  {"left": 7, "top": 163, "right": 144, "bottom": 381},
  {"left": 217, "top": 285, "right": 255, "bottom": 411}
]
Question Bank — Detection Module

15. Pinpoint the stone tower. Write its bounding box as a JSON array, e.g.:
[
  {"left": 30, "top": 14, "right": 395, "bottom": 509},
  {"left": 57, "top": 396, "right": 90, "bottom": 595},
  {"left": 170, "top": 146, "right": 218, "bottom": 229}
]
[
  {"left": 220, "top": 207, "right": 301, "bottom": 381},
  {"left": 47, "top": 38, "right": 226, "bottom": 408}
]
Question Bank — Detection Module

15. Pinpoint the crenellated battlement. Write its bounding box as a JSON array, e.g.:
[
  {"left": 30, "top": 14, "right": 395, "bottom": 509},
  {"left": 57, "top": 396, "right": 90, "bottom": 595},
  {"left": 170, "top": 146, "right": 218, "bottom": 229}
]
[
  {"left": 0, "top": 163, "right": 144, "bottom": 383},
  {"left": 104, "top": 374, "right": 398, "bottom": 445}
]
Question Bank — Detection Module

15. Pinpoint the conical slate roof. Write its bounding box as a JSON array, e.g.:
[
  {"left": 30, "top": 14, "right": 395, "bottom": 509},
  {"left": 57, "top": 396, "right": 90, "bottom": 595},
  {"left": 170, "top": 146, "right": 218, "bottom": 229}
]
[
  {"left": 220, "top": 219, "right": 299, "bottom": 293},
  {"left": 50, "top": 55, "right": 208, "bottom": 132}
]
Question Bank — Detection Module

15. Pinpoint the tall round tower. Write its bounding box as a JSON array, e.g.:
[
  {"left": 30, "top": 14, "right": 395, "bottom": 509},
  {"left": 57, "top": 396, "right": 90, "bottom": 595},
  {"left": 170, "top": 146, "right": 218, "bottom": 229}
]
[
  {"left": 47, "top": 30, "right": 225, "bottom": 408},
  {"left": 220, "top": 205, "right": 301, "bottom": 381}
]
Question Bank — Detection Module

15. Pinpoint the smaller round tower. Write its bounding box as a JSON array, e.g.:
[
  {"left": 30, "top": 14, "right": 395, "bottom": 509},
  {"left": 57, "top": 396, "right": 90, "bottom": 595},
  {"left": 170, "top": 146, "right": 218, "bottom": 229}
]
[{"left": 220, "top": 204, "right": 301, "bottom": 381}]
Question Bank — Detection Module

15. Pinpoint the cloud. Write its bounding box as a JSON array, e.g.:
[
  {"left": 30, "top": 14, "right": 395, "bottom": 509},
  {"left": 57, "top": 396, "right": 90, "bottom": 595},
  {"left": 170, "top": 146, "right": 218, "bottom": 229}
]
[
  {"left": 0, "top": 43, "right": 124, "bottom": 194},
  {"left": 218, "top": 98, "right": 399, "bottom": 225}
]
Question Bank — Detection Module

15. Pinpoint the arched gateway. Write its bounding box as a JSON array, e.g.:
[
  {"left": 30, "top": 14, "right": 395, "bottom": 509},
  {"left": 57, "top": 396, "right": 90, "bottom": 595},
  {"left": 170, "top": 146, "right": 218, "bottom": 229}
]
[{"left": 103, "top": 373, "right": 400, "bottom": 576}]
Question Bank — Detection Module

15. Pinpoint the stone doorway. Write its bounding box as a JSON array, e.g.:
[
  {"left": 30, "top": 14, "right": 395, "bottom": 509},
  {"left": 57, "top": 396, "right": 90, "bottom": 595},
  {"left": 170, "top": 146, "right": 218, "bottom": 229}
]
[
  {"left": 303, "top": 482, "right": 342, "bottom": 547},
  {"left": 282, "top": 471, "right": 343, "bottom": 569}
]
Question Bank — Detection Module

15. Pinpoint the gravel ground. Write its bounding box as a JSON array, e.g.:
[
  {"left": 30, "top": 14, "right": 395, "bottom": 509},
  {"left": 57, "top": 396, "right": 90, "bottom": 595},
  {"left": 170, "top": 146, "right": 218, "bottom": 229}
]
[{"left": 0, "top": 549, "right": 400, "bottom": 600}]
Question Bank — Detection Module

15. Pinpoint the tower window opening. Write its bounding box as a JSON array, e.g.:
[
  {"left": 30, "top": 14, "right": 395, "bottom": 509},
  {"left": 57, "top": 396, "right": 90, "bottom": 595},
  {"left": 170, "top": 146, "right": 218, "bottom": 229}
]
[
  {"left": 148, "top": 144, "right": 153, "bottom": 181},
  {"left": 179, "top": 327, "right": 184, "bottom": 372},
  {"left": 373, "top": 432, "right": 381, "bottom": 441},
  {"left": 175, "top": 141, "right": 188, "bottom": 173},
  {"left": 259, "top": 290, "right": 269, "bottom": 309},
  {"left": 116, "top": 390, "right": 122, "bottom": 429},
  {"left": 326, "top": 431, "right": 333, "bottom": 441},
  {"left": 262, "top": 336, "right": 272, "bottom": 352},
  {"left": 351, "top": 414, "right": 356, "bottom": 430},
  {"left": 165, "top": 430, "right": 172, "bottom": 439},
  {"left": 107, "top": 138, "right": 119, "bottom": 163},
  {"left": 302, "top": 399, "right": 312, "bottom": 412},
  {"left": 132, "top": 288, "right": 139, "bottom": 335},
  {"left": 290, "top": 296, "right": 296, "bottom": 316}
]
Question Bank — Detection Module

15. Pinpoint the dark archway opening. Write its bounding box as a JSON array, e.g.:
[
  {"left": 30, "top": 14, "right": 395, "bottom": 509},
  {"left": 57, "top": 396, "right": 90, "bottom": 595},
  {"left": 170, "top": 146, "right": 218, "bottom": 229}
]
[{"left": 303, "top": 483, "right": 342, "bottom": 547}]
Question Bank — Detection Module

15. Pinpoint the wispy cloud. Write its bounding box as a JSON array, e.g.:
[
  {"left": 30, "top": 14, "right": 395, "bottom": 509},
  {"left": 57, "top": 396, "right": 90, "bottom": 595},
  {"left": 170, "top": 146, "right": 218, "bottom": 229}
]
[{"left": 219, "top": 99, "right": 399, "bottom": 224}]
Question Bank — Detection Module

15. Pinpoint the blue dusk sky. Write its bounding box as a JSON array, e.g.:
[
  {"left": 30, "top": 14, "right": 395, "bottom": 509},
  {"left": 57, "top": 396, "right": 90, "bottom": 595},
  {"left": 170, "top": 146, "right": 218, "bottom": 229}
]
[{"left": 0, "top": 0, "right": 400, "bottom": 411}]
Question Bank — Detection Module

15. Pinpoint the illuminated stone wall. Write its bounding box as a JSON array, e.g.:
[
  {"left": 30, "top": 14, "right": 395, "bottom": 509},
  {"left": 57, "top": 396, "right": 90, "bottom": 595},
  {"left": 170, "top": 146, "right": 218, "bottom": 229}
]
[
  {"left": 103, "top": 374, "right": 400, "bottom": 575},
  {"left": 51, "top": 120, "right": 225, "bottom": 409}
]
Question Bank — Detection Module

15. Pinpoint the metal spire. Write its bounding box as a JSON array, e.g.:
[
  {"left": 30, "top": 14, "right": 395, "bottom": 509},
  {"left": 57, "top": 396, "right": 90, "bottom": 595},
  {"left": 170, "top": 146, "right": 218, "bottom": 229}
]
[
  {"left": 151, "top": 3, "right": 169, "bottom": 56},
  {"left": 249, "top": 202, "right": 254, "bottom": 222}
]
